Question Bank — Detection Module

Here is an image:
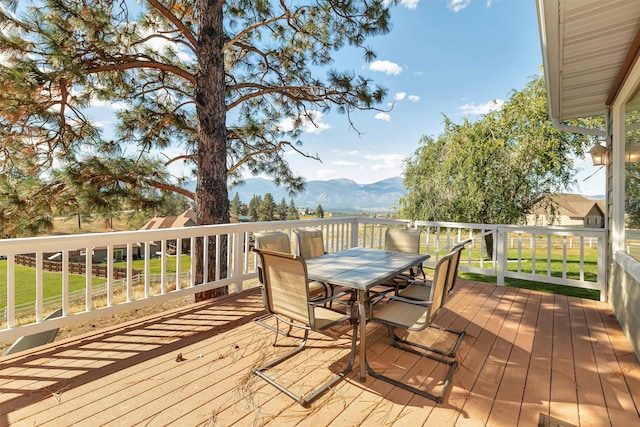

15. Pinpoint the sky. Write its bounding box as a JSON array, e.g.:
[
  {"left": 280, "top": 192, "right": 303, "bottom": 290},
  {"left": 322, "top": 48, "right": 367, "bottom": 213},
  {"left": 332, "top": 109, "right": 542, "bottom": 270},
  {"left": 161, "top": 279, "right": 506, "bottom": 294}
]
[
  {"left": 271, "top": 0, "right": 606, "bottom": 196},
  {"left": 7, "top": 0, "right": 604, "bottom": 196}
]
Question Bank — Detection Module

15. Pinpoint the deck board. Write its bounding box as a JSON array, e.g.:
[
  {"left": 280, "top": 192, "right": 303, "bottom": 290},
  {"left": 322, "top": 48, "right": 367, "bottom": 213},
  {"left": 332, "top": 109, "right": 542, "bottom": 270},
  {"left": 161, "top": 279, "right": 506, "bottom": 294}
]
[{"left": 1, "top": 281, "right": 639, "bottom": 426}]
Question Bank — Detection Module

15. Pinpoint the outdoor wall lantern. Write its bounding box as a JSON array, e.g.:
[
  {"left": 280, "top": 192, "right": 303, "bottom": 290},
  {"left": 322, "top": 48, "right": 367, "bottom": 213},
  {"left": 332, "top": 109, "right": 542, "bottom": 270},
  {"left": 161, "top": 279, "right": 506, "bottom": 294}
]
[
  {"left": 588, "top": 140, "right": 608, "bottom": 166},
  {"left": 625, "top": 138, "right": 640, "bottom": 163},
  {"left": 588, "top": 138, "right": 640, "bottom": 166}
]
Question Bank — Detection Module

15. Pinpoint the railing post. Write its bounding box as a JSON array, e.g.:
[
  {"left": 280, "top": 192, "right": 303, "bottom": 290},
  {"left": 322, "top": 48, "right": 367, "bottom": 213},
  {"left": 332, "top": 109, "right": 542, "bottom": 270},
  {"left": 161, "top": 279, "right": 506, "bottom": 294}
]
[
  {"left": 598, "top": 231, "right": 607, "bottom": 302},
  {"left": 496, "top": 226, "right": 506, "bottom": 286},
  {"left": 350, "top": 218, "right": 360, "bottom": 248},
  {"left": 233, "top": 230, "right": 244, "bottom": 293}
]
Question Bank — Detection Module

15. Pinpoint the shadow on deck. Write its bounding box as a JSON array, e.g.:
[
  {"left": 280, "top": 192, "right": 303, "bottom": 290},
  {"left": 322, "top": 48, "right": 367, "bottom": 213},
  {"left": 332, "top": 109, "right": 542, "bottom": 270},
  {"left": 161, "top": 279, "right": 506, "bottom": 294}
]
[{"left": 1, "top": 281, "right": 639, "bottom": 426}]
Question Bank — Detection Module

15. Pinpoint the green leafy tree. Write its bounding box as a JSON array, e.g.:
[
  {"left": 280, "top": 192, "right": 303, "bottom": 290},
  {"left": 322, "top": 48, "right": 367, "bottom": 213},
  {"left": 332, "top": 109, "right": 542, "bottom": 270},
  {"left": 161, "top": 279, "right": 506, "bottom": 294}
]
[
  {"left": 400, "top": 74, "right": 593, "bottom": 254},
  {"left": 316, "top": 204, "right": 325, "bottom": 218},
  {"left": 258, "top": 193, "right": 276, "bottom": 222},
  {"left": 0, "top": 0, "right": 394, "bottom": 297},
  {"left": 287, "top": 199, "right": 299, "bottom": 220},
  {"left": 277, "top": 198, "right": 287, "bottom": 220}
]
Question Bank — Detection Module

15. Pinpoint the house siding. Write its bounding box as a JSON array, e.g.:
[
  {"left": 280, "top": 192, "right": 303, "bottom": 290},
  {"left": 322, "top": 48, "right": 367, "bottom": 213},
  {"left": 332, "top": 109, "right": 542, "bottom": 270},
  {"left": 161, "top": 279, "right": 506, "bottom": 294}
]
[{"left": 610, "top": 257, "right": 640, "bottom": 361}]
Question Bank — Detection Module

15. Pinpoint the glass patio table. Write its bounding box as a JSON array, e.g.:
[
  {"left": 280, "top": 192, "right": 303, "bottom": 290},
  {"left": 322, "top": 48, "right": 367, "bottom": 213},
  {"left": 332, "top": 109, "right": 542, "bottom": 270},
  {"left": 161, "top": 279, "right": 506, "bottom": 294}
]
[{"left": 305, "top": 247, "right": 430, "bottom": 381}]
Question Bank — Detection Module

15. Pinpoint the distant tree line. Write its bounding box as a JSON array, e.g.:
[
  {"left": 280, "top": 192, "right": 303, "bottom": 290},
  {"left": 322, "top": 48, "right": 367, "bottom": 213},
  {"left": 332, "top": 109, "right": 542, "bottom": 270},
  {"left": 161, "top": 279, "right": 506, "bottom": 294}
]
[{"left": 229, "top": 192, "right": 324, "bottom": 222}]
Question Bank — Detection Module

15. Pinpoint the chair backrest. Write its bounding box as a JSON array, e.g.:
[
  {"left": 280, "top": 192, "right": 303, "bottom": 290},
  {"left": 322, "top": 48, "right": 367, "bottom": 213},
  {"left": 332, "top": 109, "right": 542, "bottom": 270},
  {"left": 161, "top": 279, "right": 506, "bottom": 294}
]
[
  {"left": 294, "top": 229, "right": 325, "bottom": 259},
  {"left": 253, "top": 248, "right": 311, "bottom": 325},
  {"left": 445, "top": 239, "right": 471, "bottom": 295},
  {"left": 254, "top": 231, "right": 291, "bottom": 253},
  {"left": 384, "top": 227, "right": 421, "bottom": 253},
  {"left": 3, "top": 308, "right": 63, "bottom": 356},
  {"left": 254, "top": 231, "right": 291, "bottom": 285},
  {"left": 428, "top": 254, "right": 452, "bottom": 323}
]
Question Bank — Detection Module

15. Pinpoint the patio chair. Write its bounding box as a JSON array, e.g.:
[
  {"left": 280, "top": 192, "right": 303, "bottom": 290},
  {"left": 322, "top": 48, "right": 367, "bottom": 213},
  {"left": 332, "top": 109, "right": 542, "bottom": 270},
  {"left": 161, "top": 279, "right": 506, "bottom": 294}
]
[
  {"left": 293, "top": 228, "right": 326, "bottom": 259},
  {"left": 366, "top": 253, "right": 465, "bottom": 403},
  {"left": 398, "top": 239, "right": 471, "bottom": 302},
  {"left": 3, "top": 308, "right": 63, "bottom": 356},
  {"left": 384, "top": 227, "right": 426, "bottom": 284},
  {"left": 253, "top": 232, "right": 329, "bottom": 334},
  {"left": 293, "top": 228, "right": 348, "bottom": 303},
  {"left": 252, "top": 248, "right": 357, "bottom": 406}
]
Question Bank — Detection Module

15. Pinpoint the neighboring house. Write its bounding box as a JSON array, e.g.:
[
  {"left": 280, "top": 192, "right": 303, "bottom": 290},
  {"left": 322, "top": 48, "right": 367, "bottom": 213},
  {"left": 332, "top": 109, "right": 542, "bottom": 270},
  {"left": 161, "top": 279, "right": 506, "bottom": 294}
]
[
  {"left": 90, "top": 243, "right": 147, "bottom": 263},
  {"left": 526, "top": 194, "right": 605, "bottom": 228},
  {"left": 141, "top": 209, "right": 198, "bottom": 254},
  {"left": 537, "top": 1, "right": 640, "bottom": 360}
]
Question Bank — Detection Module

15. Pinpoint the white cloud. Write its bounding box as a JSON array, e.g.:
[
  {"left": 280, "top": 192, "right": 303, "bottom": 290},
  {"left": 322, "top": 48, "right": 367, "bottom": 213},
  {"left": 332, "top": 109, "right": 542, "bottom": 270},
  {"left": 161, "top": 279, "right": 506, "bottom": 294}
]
[
  {"left": 374, "top": 112, "right": 391, "bottom": 122},
  {"left": 458, "top": 99, "right": 504, "bottom": 115},
  {"left": 279, "top": 110, "right": 331, "bottom": 134},
  {"left": 394, "top": 92, "right": 407, "bottom": 101},
  {"left": 408, "top": 95, "right": 420, "bottom": 103},
  {"left": 369, "top": 60, "right": 403, "bottom": 76},
  {"left": 364, "top": 153, "right": 406, "bottom": 171},
  {"left": 448, "top": 0, "right": 472, "bottom": 12}
]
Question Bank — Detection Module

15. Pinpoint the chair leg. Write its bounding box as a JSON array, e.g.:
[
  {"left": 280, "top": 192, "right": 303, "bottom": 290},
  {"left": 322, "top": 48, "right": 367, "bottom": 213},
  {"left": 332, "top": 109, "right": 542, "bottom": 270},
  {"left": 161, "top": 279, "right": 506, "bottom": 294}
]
[
  {"left": 252, "top": 320, "right": 358, "bottom": 406},
  {"left": 253, "top": 314, "right": 295, "bottom": 345},
  {"left": 389, "top": 324, "right": 465, "bottom": 358},
  {"left": 364, "top": 331, "right": 457, "bottom": 403}
]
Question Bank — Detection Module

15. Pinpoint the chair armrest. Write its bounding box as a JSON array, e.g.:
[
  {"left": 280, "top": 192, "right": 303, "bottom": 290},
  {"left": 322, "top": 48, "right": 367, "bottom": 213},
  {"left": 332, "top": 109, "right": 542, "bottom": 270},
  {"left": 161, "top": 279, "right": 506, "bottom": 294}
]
[
  {"left": 385, "top": 293, "right": 432, "bottom": 306},
  {"left": 308, "top": 290, "right": 352, "bottom": 307}
]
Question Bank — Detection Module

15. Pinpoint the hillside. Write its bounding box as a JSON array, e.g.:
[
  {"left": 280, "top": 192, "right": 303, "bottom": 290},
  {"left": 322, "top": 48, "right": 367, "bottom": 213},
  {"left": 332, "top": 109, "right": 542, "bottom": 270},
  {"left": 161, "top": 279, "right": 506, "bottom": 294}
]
[{"left": 187, "top": 177, "right": 406, "bottom": 212}]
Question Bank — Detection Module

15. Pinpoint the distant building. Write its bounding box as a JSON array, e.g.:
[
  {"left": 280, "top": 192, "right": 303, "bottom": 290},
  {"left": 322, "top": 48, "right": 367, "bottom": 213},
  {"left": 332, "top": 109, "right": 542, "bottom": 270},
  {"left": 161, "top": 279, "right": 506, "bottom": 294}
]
[
  {"left": 141, "top": 210, "right": 198, "bottom": 254},
  {"left": 142, "top": 209, "right": 198, "bottom": 230},
  {"left": 526, "top": 194, "right": 605, "bottom": 228}
]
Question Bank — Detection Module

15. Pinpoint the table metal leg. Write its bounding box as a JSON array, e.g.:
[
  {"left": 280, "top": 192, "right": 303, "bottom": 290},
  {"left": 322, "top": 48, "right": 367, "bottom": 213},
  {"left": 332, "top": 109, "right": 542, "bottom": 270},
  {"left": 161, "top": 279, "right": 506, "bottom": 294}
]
[{"left": 357, "top": 289, "right": 367, "bottom": 382}]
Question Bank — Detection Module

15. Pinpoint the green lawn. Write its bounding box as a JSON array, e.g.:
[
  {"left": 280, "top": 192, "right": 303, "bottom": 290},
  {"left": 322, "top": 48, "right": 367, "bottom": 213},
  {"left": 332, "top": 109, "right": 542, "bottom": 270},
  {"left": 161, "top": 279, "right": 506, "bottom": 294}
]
[
  {"left": 0, "top": 262, "right": 102, "bottom": 308},
  {"left": 111, "top": 254, "right": 192, "bottom": 275},
  {"left": 458, "top": 246, "right": 601, "bottom": 300},
  {"left": 0, "top": 255, "right": 191, "bottom": 309}
]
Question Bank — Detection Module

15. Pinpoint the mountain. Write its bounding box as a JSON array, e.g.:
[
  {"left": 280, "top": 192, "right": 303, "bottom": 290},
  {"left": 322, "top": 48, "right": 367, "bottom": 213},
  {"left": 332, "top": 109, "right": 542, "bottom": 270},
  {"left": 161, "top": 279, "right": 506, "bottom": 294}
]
[{"left": 186, "top": 177, "right": 405, "bottom": 212}]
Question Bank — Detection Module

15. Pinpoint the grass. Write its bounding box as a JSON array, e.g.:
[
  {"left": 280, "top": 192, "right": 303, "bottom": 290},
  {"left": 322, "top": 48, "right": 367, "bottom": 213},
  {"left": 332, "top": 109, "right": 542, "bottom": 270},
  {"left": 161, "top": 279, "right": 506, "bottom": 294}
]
[
  {"left": 0, "top": 255, "right": 191, "bottom": 309},
  {"left": 112, "top": 254, "right": 192, "bottom": 275},
  {"left": 0, "top": 262, "right": 104, "bottom": 308},
  {"left": 458, "top": 272, "right": 600, "bottom": 300},
  {"left": 456, "top": 246, "right": 601, "bottom": 300}
]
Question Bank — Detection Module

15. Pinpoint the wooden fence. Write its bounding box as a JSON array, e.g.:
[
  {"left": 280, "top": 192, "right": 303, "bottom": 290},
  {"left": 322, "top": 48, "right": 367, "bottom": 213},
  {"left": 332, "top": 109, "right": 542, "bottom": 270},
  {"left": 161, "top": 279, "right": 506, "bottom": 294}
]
[{"left": 15, "top": 255, "right": 138, "bottom": 279}]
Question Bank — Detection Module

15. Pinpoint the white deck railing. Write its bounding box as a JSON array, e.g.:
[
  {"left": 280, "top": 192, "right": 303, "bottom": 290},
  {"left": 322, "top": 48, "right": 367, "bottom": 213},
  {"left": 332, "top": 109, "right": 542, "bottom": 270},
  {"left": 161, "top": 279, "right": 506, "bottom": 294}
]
[
  {"left": 415, "top": 221, "right": 607, "bottom": 300},
  {"left": 0, "top": 218, "right": 606, "bottom": 342}
]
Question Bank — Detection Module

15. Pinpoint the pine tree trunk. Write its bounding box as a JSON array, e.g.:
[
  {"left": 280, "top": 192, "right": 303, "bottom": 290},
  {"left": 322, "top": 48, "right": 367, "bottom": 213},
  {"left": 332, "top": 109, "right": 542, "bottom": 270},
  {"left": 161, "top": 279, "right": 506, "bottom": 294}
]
[{"left": 194, "top": 1, "right": 230, "bottom": 302}]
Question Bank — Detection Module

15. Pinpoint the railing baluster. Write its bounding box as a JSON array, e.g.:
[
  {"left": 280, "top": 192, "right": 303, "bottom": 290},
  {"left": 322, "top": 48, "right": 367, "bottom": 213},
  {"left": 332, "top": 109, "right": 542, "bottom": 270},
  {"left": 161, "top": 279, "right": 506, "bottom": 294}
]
[
  {"left": 190, "top": 236, "right": 196, "bottom": 287},
  {"left": 580, "top": 236, "right": 585, "bottom": 282},
  {"left": 161, "top": 240, "right": 167, "bottom": 293},
  {"left": 7, "top": 255, "right": 15, "bottom": 328},
  {"left": 547, "top": 235, "right": 552, "bottom": 277},
  {"left": 86, "top": 246, "right": 92, "bottom": 312},
  {"left": 125, "top": 242, "right": 133, "bottom": 302},
  {"left": 62, "top": 250, "right": 69, "bottom": 316},
  {"left": 144, "top": 241, "right": 150, "bottom": 297},
  {"left": 517, "top": 233, "right": 522, "bottom": 273},
  {"left": 562, "top": 236, "right": 568, "bottom": 279},
  {"left": 107, "top": 245, "right": 113, "bottom": 306}
]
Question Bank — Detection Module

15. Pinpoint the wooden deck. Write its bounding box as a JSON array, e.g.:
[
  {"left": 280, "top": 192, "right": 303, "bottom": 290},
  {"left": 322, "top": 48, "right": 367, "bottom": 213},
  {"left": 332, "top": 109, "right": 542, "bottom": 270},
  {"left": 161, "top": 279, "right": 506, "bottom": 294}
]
[{"left": 1, "top": 279, "right": 639, "bottom": 426}]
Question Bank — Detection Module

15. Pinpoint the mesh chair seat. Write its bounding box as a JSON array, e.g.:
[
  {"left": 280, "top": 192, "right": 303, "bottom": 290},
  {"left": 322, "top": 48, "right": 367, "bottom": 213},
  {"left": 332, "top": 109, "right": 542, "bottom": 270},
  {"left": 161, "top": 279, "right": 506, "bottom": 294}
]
[
  {"left": 371, "top": 300, "right": 429, "bottom": 330},
  {"left": 397, "top": 281, "right": 431, "bottom": 301},
  {"left": 397, "top": 239, "right": 470, "bottom": 304}
]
